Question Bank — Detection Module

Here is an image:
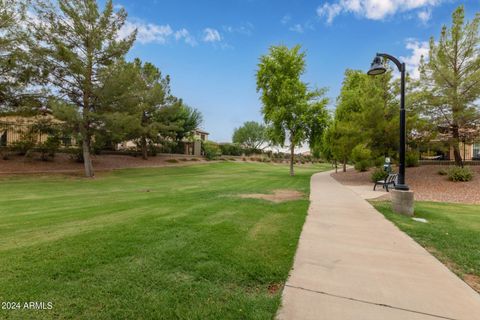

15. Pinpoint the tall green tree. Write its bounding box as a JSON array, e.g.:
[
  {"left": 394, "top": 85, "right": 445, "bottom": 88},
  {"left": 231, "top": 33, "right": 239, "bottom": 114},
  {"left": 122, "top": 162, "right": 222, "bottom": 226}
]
[
  {"left": 232, "top": 121, "right": 267, "bottom": 150},
  {"left": 0, "top": 0, "right": 41, "bottom": 112},
  {"left": 170, "top": 104, "right": 203, "bottom": 142},
  {"left": 33, "top": 0, "right": 136, "bottom": 177},
  {"left": 256, "top": 45, "right": 329, "bottom": 176},
  {"left": 99, "top": 58, "right": 180, "bottom": 160},
  {"left": 419, "top": 5, "right": 480, "bottom": 166},
  {"left": 324, "top": 68, "right": 402, "bottom": 172}
]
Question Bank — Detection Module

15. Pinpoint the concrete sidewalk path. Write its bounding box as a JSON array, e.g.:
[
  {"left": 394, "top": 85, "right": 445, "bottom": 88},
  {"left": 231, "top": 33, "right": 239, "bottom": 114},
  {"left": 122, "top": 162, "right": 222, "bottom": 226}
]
[{"left": 278, "top": 171, "right": 480, "bottom": 320}]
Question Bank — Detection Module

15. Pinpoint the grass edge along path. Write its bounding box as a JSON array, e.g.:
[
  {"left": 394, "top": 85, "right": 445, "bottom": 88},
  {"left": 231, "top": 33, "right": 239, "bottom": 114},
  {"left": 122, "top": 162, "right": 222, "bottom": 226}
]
[{"left": 371, "top": 200, "right": 480, "bottom": 294}]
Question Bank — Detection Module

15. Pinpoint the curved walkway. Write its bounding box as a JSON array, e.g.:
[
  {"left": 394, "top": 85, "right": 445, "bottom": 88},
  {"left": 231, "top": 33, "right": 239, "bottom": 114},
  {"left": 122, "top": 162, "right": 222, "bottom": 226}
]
[{"left": 278, "top": 171, "right": 480, "bottom": 320}]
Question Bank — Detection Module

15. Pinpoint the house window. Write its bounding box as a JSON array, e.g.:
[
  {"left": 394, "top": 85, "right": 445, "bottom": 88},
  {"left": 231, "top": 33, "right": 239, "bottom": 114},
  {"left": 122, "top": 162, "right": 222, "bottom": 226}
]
[
  {"left": 0, "top": 130, "right": 7, "bottom": 147},
  {"left": 474, "top": 142, "right": 480, "bottom": 159}
]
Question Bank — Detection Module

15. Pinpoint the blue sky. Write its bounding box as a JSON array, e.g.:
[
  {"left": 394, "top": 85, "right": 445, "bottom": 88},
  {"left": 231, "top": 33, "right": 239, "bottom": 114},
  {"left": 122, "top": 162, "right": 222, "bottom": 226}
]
[{"left": 112, "top": 0, "right": 480, "bottom": 142}]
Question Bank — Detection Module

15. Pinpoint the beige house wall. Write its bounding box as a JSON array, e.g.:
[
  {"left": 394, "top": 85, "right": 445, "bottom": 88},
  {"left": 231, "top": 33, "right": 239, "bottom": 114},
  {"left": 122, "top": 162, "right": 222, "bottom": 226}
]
[
  {"left": 0, "top": 115, "right": 66, "bottom": 146},
  {"left": 449, "top": 141, "right": 480, "bottom": 160},
  {"left": 1, "top": 116, "right": 209, "bottom": 156}
]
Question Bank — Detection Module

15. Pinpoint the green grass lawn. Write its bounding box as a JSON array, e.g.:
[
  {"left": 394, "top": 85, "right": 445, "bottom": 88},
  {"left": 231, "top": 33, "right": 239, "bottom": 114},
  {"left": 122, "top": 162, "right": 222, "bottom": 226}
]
[
  {"left": 0, "top": 162, "right": 330, "bottom": 319},
  {"left": 372, "top": 201, "right": 480, "bottom": 289}
]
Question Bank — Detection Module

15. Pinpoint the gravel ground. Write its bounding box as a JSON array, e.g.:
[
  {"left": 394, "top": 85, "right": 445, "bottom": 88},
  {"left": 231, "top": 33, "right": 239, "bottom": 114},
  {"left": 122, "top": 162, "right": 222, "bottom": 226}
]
[
  {"left": 332, "top": 166, "right": 480, "bottom": 204},
  {"left": 0, "top": 153, "right": 207, "bottom": 175}
]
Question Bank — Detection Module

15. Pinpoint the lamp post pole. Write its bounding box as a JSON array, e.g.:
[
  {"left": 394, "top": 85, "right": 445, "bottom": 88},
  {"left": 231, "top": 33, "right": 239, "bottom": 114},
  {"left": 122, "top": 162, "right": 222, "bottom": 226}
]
[
  {"left": 369, "top": 53, "right": 409, "bottom": 191},
  {"left": 398, "top": 57, "right": 408, "bottom": 191}
]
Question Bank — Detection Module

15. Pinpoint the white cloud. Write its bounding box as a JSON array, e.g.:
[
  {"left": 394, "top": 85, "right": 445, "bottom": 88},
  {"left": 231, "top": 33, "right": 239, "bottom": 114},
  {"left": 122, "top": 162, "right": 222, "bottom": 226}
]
[
  {"left": 118, "top": 20, "right": 197, "bottom": 46},
  {"left": 119, "top": 20, "right": 172, "bottom": 44},
  {"left": 281, "top": 14, "right": 291, "bottom": 25},
  {"left": 317, "top": 3, "right": 342, "bottom": 24},
  {"left": 223, "top": 22, "right": 254, "bottom": 36},
  {"left": 417, "top": 9, "right": 431, "bottom": 24},
  {"left": 174, "top": 28, "right": 197, "bottom": 46},
  {"left": 317, "top": 0, "right": 441, "bottom": 23},
  {"left": 400, "top": 38, "right": 429, "bottom": 79},
  {"left": 203, "top": 28, "right": 222, "bottom": 42},
  {"left": 289, "top": 24, "right": 304, "bottom": 33}
]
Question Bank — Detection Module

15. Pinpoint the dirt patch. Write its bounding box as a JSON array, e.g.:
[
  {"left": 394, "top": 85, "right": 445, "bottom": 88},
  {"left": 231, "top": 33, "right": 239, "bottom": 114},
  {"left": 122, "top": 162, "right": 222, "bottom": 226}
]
[
  {"left": 332, "top": 166, "right": 480, "bottom": 204},
  {"left": 267, "top": 283, "right": 282, "bottom": 295},
  {"left": 239, "top": 189, "right": 304, "bottom": 203},
  {"left": 464, "top": 274, "right": 480, "bottom": 293}
]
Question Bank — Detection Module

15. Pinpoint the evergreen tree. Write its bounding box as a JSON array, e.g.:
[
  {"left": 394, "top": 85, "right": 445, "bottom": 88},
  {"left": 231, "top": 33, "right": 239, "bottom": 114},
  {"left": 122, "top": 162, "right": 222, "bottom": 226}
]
[
  {"left": 99, "top": 58, "right": 181, "bottom": 160},
  {"left": 33, "top": 0, "right": 136, "bottom": 177},
  {"left": 419, "top": 5, "right": 480, "bottom": 166},
  {"left": 0, "top": 0, "right": 40, "bottom": 112}
]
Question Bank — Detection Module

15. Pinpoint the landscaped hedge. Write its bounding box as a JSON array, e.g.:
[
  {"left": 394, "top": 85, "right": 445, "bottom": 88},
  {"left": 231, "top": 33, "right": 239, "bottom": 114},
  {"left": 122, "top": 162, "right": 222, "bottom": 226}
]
[
  {"left": 351, "top": 144, "right": 372, "bottom": 172},
  {"left": 219, "top": 143, "right": 243, "bottom": 156},
  {"left": 202, "top": 141, "right": 221, "bottom": 160},
  {"left": 447, "top": 166, "right": 474, "bottom": 182},
  {"left": 406, "top": 151, "right": 420, "bottom": 167},
  {"left": 371, "top": 168, "right": 389, "bottom": 183}
]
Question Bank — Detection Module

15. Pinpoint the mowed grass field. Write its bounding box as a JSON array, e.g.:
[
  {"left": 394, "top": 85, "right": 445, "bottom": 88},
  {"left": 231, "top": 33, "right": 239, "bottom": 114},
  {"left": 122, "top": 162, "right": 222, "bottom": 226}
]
[
  {"left": 0, "top": 162, "right": 330, "bottom": 319},
  {"left": 372, "top": 201, "right": 480, "bottom": 291}
]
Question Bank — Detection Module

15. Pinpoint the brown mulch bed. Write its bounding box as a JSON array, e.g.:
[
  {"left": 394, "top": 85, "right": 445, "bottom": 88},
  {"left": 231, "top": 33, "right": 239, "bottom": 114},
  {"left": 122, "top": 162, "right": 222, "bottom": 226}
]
[
  {"left": 0, "top": 153, "right": 207, "bottom": 175},
  {"left": 332, "top": 166, "right": 480, "bottom": 204}
]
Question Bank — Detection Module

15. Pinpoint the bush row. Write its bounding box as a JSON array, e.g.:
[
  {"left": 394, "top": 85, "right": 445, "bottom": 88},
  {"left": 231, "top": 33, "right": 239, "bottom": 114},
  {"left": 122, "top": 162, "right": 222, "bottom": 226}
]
[{"left": 351, "top": 143, "right": 420, "bottom": 173}]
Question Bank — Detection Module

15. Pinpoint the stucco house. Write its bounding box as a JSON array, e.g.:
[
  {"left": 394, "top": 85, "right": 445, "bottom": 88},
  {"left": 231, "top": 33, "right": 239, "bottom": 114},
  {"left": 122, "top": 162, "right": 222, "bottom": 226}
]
[
  {"left": 450, "top": 141, "right": 480, "bottom": 160},
  {"left": 1, "top": 115, "right": 209, "bottom": 156},
  {"left": 0, "top": 115, "right": 73, "bottom": 147}
]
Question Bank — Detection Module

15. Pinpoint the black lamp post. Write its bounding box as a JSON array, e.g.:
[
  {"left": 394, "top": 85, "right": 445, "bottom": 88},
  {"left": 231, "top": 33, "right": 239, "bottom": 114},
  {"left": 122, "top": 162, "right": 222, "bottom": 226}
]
[{"left": 368, "top": 53, "right": 409, "bottom": 191}]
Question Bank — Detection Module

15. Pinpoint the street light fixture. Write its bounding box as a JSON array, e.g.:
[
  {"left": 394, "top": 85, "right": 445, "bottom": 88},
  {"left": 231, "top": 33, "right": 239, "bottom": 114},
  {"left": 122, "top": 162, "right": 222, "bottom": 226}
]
[{"left": 368, "top": 53, "right": 409, "bottom": 191}]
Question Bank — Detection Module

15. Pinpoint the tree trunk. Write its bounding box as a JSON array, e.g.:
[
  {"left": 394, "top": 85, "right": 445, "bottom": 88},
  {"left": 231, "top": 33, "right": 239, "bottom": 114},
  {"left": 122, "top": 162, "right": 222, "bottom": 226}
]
[
  {"left": 82, "top": 52, "right": 94, "bottom": 178},
  {"left": 141, "top": 137, "right": 148, "bottom": 160},
  {"left": 290, "top": 144, "right": 295, "bottom": 176},
  {"left": 451, "top": 128, "right": 463, "bottom": 167},
  {"left": 82, "top": 137, "right": 94, "bottom": 178},
  {"left": 343, "top": 158, "right": 347, "bottom": 172},
  {"left": 452, "top": 143, "right": 463, "bottom": 167}
]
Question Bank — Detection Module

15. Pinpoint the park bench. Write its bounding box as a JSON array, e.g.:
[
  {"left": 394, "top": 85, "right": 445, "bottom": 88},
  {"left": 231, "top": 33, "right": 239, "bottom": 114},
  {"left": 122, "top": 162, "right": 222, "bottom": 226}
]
[{"left": 373, "top": 173, "right": 398, "bottom": 192}]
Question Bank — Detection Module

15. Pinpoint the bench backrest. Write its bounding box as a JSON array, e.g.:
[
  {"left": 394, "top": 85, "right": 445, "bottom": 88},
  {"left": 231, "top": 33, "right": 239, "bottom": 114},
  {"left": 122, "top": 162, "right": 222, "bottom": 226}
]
[{"left": 387, "top": 173, "right": 398, "bottom": 183}]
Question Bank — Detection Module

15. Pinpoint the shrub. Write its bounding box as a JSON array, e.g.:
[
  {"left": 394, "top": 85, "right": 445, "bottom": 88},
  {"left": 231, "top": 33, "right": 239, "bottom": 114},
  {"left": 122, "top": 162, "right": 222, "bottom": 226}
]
[
  {"left": 37, "top": 136, "right": 61, "bottom": 161},
  {"left": 243, "top": 148, "right": 262, "bottom": 156},
  {"left": 219, "top": 143, "right": 243, "bottom": 156},
  {"left": 447, "top": 166, "right": 474, "bottom": 182},
  {"left": 438, "top": 168, "right": 448, "bottom": 176},
  {"left": 351, "top": 144, "right": 372, "bottom": 172},
  {"left": 68, "top": 148, "right": 84, "bottom": 163},
  {"left": 406, "top": 151, "right": 419, "bottom": 167},
  {"left": 373, "top": 156, "right": 384, "bottom": 168},
  {"left": 371, "top": 168, "right": 389, "bottom": 183},
  {"left": 1, "top": 149, "right": 11, "bottom": 160},
  {"left": 2, "top": 153, "right": 11, "bottom": 160},
  {"left": 166, "top": 159, "right": 179, "bottom": 164},
  {"left": 202, "top": 141, "right": 221, "bottom": 160},
  {"left": 11, "top": 139, "right": 35, "bottom": 156}
]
